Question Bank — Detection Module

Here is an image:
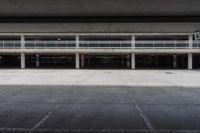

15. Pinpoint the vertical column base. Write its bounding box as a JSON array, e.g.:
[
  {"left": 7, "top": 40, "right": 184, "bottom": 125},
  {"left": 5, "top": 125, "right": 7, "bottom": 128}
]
[
  {"left": 188, "top": 53, "right": 193, "bottom": 70},
  {"left": 131, "top": 53, "right": 135, "bottom": 69},
  {"left": 76, "top": 53, "right": 80, "bottom": 69},
  {"left": 21, "top": 53, "right": 25, "bottom": 69}
]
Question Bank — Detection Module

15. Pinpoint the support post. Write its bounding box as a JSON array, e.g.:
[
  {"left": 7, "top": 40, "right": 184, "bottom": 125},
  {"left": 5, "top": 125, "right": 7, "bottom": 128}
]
[
  {"left": 188, "top": 34, "right": 193, "bottom": 69},
  {"left": 21, "top": 53, "right": 25, "bottom": 69},
  {"left": 131, "top": 53, "right": 135, "bottom": 69},
  {"left": 188, "top": 53, "right": 193, "bottom": 70},
  {"left": 76, "top": 53, "right": 80, "bottom": 69},
  {"left": 75, "top": 35, "right": 80, "bottom": 69},
  {"left": 20, "top": 35, "right": 25, "bottom": 69},
  {"left": 173, "top": 55, "right": 177, "bottom": 68},
  {"left": 36, "top": 54, "right": 40, "bottom": 68}
]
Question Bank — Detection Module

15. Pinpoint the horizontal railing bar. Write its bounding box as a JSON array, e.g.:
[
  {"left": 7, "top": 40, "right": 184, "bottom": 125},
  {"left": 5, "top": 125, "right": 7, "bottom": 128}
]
[
  {"left": 0, "top": 40, "right": 199, "bottom": 43},
  {"left": 0, "top": 46, "right": 200, "bottom": 49},
  {"left": 0, "top": 40, "right": 199, "bottom": 49}
]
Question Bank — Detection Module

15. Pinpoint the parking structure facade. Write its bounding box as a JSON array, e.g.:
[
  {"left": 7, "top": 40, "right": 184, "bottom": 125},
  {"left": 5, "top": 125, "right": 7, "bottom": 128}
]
[{"left": 0, "top": 0, "right": 200, "bottom": 69}]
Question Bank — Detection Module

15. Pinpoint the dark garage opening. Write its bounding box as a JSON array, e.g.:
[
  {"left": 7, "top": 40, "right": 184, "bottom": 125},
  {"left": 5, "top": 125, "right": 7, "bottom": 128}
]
[
  {"left": 83, "top": 54, "right": 129, "bottom": 69},
  {"left": 26, "top": 54, "right": 75, "bottom": 68},
  {"left": 193, "top": 54, "right": 200, "bottom": 69},
  {"left": 177, "top": 55, "right": 188, "bottom": 69},
  {"left": 0, "top": 54, "right": 20, "bottom": 68},
  {"left": 136, "top": 54, "right": 187, "bottom": 69},
  {"left": 26, "top": 55, "right": 36, "bottom": 68}
]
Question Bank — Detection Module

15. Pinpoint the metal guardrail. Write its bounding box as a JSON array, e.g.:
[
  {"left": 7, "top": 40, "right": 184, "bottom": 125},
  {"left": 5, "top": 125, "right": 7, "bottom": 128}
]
[{"left": 0, "top": 40, "right": 199, "bottom": 49}]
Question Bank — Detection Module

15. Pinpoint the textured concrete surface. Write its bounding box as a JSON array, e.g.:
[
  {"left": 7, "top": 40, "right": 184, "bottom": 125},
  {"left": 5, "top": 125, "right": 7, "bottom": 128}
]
[
  {"left": 0, "top": 23, "right": 200, "bottom": 33},
  {"left": 0, "top": 0, "right": 200, "bottom": 16},
  {"left": 0, "top": 69, "right": 199, "bottom": 87},
  {"left": 0, "top": 85, "right": 199, "bottom": 132},
  {"left": 0, "top": 70, "right": 199, "bottom": 132}
]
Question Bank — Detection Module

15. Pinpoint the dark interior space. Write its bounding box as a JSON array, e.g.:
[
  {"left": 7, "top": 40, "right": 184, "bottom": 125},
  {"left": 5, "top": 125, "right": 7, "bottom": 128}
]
[
  {"left": 0, "top": 54, "right": 20, "bottom": 68},
  {"left": 26, "top": 54, "right": 75, "bottom": 68},
  {"left": 193, "top": 54, "right": 200, "bottom": 69},
  {"left": 136, "top": 54, "right": 187, "bottom": 69},
  {"left": 25, "top": 55, "right": 36, "bottom": 68},
  {"left": 83, "top": 54, "right": 129, "bottom": 69},
  {"left": 176, "top": 55, "right": 188, "bottom": 69}
]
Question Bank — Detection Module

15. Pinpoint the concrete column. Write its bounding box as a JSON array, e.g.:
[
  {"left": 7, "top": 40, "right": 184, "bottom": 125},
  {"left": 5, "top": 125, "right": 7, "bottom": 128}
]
[
  {"left": 75, "top": 35, "right": 80, "bottom": 69},
  {"left": 127, "top": 55, "right": 130, "bottom": 68},
  {"left": 131, "top": 35, "right": 135, "bottom": 48},
  {"left": 75, "top": 53, "right": 80, "bottom": 69},
  {"left": 21, "top": 53, "right": 25, "bottom": 69},
  {"left": 81, "top": 54, "right": 84, "bottom": 68},
  {"left": 188, "top": 53, "right": 193, "bottom": 70},
  {"left": 131, "top": 53, "right": 135, "bottom": 69},
  {"left": 173, "top": 55, "right": 177, "bottom": 68},
  {"left": 21, "top": 35, "right": 25, "bottom": 69},
  {"left": 36, "top": 54, "right": 40, "bottom": 68},
  {"left": 188, "top": 35, "right": 193, "bottom": 69}
]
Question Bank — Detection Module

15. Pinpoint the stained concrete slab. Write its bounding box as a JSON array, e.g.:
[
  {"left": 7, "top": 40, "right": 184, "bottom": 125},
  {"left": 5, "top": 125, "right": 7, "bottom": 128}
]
[
  {"left": 0, "top": 85, "right": 198, "bottom": 132},
  {"left": 0, "top": 70, "right": 199, "bottom": 87},
  {"left": 0, "top": 102, "right": 56, "bottom": 128},
  {"left": 141, "top": 105, "right": 200, "bottom": 130},
  {"left": 41, "top": 104, "right": 147, "bottom": 130}
]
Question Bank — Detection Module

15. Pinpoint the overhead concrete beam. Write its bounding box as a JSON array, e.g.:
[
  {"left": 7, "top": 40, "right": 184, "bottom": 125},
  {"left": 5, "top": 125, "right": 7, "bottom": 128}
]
[
  {"left": 0, "top": 23, "right": 199, "bottom": 33},
  {"left": 0, "top": 0, "right": 200, "bottom": 17}
]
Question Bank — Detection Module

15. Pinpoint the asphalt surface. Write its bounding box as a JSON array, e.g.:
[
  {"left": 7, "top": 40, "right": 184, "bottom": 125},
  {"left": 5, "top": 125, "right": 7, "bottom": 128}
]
[{"left": 0, "top": 85, "right": 200, "bottom": 133}]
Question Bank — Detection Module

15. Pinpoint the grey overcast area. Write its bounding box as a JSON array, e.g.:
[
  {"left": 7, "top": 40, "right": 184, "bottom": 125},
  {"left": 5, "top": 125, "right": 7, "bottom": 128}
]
[{"left": 0, "top": 0, "right": 200, "bottom": 133}]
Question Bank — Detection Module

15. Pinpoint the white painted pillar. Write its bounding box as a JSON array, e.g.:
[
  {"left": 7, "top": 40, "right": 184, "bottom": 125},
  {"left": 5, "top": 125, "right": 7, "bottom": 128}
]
[
  {"left": 131, "top": 35, "right": 136, "bottom": 69},
  {"left": 131, "top": 53, "right": 135, "bottom": 69},
  {"left": 75, "top": 35, "right": 80, "bottom": 69},
  {"left": 20, "top": 35, "right": 25, "bottom": 69},
  {"left": 21, "top": 53, "right": 25, "bottom": 69},
  {"left": 76, "top": 53, "right": 80, "bottom": 69},
  {"left": 188, "top": 54, "right": 193, "bottom": 70},
  {"left": 188, "top": 35, "right": 193, "bottom": 69},
  {"left": 173, "top": 55, "right": 177, "bottom": 68},
  {"left": 36, "top": 54, "right": 40, "bottom": 67}
]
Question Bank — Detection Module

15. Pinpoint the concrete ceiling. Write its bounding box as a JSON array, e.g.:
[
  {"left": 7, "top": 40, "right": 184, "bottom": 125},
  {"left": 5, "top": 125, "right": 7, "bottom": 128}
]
[
  {"left": 0, "top": 23, "right": 199, "bottom": 33},
  {"left": 0, "top": 0, "right": 200, "bottom": 17},
  {"left": 0, "top": 0, "right": 200, "bottom": 33}
]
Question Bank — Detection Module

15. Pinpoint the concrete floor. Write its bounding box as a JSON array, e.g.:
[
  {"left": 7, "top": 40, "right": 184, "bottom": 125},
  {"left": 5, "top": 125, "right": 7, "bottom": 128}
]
[
  {"left": 0, "top": 69, "right": 200, "bottom": 87},
  {"left": 0, "top": 70, "right": 200, "bottom": 132}
]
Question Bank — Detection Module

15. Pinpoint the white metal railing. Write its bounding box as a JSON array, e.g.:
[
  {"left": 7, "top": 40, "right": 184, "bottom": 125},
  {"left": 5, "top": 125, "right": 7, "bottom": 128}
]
[{"left": 0, "top": 40, "right": 199, "bottom": 49}]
